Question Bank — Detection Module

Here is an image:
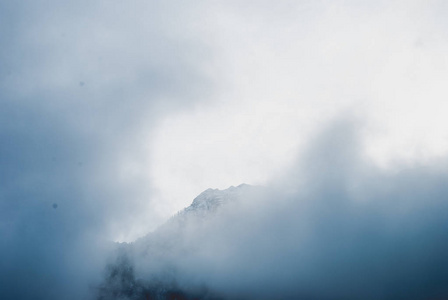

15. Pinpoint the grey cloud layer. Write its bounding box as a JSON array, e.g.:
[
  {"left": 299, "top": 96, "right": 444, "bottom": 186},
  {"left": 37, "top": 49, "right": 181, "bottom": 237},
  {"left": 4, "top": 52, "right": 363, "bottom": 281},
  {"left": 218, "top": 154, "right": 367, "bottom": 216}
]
[
  {"left": 0, "top": 1, "right": 214, "bottom": 299},
  {"left": 2, "top": 1, "right": 448, "bottom": 299},
  {"left": 112, "top": 120, "right": 448, "bottom": 299}
]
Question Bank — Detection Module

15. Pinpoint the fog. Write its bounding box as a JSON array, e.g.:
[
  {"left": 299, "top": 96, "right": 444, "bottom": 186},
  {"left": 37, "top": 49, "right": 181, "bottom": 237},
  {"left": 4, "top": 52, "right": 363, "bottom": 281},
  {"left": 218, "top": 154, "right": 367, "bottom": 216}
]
[
  {"left": 0, "top": 1, "right": 214, "bottom": 299},
  {"left": 98, "top": 120, "right": 448, "bottom": 299},
  {"left": 2, "top": 1, "right": 448, "bottom": 299}
]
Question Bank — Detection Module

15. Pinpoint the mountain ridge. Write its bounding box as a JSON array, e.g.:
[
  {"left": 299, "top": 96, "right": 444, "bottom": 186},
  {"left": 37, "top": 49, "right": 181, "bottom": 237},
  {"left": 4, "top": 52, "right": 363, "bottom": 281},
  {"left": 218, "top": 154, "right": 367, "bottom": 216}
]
[{"left": 96, "top": 184, "right": 256, "bottom": 300}]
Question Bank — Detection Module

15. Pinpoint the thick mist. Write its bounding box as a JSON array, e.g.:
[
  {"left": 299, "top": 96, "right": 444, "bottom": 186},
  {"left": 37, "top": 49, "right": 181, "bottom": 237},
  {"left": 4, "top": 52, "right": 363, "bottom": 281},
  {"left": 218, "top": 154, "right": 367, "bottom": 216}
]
[
  {"left": 2, "top": 1, "right": 448, "bottom": 299},
  {"left": 0, "top": 1, "right": 214, "bottom": 299},
  {"left": 98, "top": 121, "right": 448, "bottom": 299}
]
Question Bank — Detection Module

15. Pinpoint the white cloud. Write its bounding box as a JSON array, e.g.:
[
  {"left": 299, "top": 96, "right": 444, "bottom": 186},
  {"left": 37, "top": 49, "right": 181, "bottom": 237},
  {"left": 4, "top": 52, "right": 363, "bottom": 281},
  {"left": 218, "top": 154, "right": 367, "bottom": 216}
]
[{"left": 149, "top": 0, "right": 448, "bottom": 215}]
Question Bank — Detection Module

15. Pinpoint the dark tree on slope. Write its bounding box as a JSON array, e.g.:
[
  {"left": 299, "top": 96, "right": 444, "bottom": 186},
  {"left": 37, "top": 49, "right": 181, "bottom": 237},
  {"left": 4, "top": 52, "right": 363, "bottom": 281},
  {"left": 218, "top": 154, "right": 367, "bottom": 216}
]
[
  {"left": 96, "top": 252, "right": 145, "bottom": 300},
  {"left": 95, "top": 250, "right": 221, "bottom": 300}
]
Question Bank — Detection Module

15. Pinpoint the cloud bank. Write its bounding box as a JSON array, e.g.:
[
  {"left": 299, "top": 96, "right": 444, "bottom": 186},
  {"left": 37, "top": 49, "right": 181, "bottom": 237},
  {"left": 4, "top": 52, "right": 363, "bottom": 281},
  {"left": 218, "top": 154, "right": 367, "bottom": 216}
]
[
  {"left": 0, "top": 0, "right": 215, "bottom": 299},
  {"left": 98, "top": 119, "right": 448, "bottom": 300},
  {"left": 149, "top": 0, "right": 448, "bottom": 209},
  {"left": 2, "top": 1, "right": 448, "bottom": 299}
]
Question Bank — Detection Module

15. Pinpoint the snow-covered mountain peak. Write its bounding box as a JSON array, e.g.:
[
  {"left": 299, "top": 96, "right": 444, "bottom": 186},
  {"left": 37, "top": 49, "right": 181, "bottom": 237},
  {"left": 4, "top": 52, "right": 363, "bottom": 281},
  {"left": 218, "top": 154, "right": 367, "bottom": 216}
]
[
  {"left": 134, "top": 184, "right": 258, "bottom": 245},
  {"left": 186, "top": 184, "right": 252, "bottom": 213}
]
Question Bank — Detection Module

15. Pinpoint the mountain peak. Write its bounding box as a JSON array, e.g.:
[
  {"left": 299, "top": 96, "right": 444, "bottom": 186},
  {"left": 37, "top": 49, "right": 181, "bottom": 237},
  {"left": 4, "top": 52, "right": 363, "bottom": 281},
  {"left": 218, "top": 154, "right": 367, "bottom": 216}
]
[{"left": 187, "top": 184, "right": 252, "bottom": 213}]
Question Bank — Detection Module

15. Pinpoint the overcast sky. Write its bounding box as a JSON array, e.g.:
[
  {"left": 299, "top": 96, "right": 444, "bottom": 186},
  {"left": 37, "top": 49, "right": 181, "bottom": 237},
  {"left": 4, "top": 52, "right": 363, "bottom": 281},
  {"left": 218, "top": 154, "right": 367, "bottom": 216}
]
[
  {"left": 150, "top": 0, "right": 448, "bottom": 226},
  {"left": 1, "top": 1, "right": 448, "bottom": 299}
]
